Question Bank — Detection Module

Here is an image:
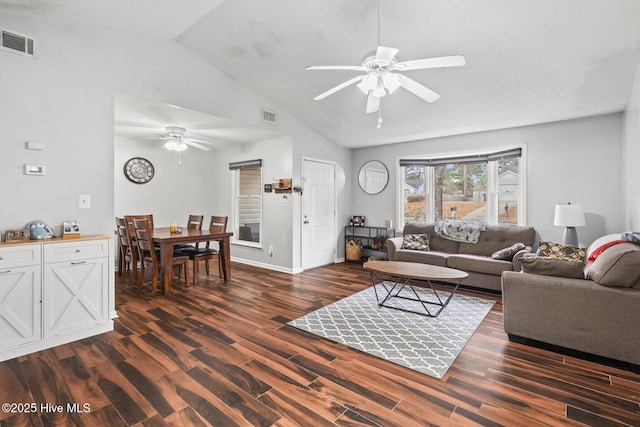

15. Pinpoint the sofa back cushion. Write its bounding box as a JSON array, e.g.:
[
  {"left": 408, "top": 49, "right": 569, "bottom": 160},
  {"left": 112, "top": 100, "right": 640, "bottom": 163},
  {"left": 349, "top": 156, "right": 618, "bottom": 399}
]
[
  {"left": 585, "top": 243, "right": 640, "bottom": 288},
  {"left": 459, "top": 224, "right": 536, "bottom": 257},
  {"left": 402, "top": 223, "right": 459, "bottom": 253}
]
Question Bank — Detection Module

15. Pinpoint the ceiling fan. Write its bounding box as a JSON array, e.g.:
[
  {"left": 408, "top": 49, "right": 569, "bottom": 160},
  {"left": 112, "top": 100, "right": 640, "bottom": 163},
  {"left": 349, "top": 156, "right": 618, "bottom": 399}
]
[
  {"left": 305, "top": 0, "right": 465, "bottom": 127},
  {"left": 156, "top": 126, "right": 213, "bottom": 152}
]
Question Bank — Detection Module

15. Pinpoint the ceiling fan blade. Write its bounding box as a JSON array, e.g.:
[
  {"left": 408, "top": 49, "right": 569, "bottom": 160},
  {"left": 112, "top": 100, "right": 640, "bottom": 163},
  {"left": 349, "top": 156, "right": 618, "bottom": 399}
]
[
  {"left": 306, "top": 65, "right": 367, "bottom": 71},
  {"left": 313, "top": 74, "right": 365, "bottom": 100},
  {"left": 375, "top": 46, "right": 399, "bottom": 66},
  {"left": 365, "top": 93, "right": 380, "bottom": 114},
  {"left": 184, "top": 140, "right": 211, "bottom": 151},
  {"left": 398, "top": 75, "right": 440, "bottom": 103},
  {"left": 392, "top": 55, "right": 466, "bottom": 71}
]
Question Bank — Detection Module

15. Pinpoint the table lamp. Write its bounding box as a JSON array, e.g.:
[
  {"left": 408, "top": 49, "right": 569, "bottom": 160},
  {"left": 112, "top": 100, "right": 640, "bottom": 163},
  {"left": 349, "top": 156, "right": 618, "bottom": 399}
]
[{"left": 554, "top": 202, "right": 585, "bottom": 246}]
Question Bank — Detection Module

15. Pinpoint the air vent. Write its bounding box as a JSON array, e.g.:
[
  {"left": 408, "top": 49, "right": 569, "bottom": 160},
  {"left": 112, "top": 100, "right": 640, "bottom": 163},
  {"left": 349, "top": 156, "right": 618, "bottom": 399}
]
[
  {"left": 261, "top": 108, "right": 277, "bottom": 124},
  {"left": 1, "top": 29, "right": 37, "bottom": 58}
]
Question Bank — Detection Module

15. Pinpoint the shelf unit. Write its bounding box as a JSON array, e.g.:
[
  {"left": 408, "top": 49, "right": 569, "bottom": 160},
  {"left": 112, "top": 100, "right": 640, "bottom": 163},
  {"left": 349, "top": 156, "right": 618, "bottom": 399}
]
[{"left": 345, "top": 225, "right": 395, "bottom": 262}]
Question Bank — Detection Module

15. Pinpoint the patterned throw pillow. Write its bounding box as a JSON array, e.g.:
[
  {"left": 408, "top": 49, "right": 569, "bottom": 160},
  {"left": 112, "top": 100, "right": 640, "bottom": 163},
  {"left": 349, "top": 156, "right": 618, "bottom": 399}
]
[
  {"left": 491, "top": 242, "right": 526, "bottom": 261},
  {"left": 536, "top": 241, "right": 586, "bottom": 262},
  {"left": 401, "top": 234, "right": 431, "bottom": 251}
]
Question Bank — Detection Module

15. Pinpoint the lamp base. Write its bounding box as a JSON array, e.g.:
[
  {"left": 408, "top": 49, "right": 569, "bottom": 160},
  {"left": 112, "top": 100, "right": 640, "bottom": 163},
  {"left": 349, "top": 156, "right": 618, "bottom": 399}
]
[{"left": 563, "top": 227, "right": 579, "bottom": 246}]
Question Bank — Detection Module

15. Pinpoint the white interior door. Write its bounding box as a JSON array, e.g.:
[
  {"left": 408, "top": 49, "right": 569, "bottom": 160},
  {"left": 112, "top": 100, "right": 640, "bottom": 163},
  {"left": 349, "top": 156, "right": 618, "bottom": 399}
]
[{"left": 302, "top": 159, "right": 336, "bottom": 270}]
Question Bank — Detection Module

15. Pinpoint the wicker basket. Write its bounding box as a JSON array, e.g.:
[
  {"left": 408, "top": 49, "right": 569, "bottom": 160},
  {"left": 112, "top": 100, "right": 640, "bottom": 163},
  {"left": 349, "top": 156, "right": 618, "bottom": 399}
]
[{"left": 345, "top": 240, "right": 362, "bottom": 261}]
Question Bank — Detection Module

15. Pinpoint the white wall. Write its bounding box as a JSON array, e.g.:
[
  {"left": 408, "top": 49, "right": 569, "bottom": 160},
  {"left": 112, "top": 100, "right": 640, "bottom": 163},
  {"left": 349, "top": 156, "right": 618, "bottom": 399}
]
[
  {"left": 114, "top": 136, "right": 216, "bottom": 226},
  {"left": 352, "top": 114, "right": 623, "bottom": 247},
  {"left": 623, "top": 63, "right": 640, "bottom": 230},
  {"left": 0, "top": 10, "right": 348, "bottom": 272}
]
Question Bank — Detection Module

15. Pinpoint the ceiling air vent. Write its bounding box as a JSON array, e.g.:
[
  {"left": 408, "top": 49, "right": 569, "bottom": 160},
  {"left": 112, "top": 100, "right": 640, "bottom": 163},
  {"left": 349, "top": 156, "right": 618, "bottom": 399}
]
[
  {"left": 261, "top": 108, "right": 277, "bottom": 124},
  {"left": 1, "top": 29, "right": 38, "bottom": 58}
]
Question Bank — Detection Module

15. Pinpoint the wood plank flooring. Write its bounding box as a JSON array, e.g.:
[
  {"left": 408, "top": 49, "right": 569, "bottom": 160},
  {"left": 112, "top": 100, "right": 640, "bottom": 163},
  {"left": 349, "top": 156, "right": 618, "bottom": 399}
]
[{"left": 1, "top": 261, "right": 639, "bottom": 426}]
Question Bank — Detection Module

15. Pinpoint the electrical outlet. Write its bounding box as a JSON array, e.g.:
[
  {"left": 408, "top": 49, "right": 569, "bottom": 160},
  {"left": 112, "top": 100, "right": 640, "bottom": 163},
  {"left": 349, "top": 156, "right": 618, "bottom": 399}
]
[
  {"left": 268, "top": 245, "right": 274, "bottom": 257},
  {"left": 79, "top": 194, "right": 91, "bottom": 209}
]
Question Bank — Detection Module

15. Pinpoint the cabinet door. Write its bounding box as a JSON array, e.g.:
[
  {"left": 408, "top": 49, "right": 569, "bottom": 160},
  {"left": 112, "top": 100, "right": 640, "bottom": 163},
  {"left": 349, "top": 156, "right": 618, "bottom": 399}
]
[
  {"left": 0, "top": 266, "right": 41, "bottom": 348},
  {"left": 43, "top": 257, "right": 108, "bottom": 337}
]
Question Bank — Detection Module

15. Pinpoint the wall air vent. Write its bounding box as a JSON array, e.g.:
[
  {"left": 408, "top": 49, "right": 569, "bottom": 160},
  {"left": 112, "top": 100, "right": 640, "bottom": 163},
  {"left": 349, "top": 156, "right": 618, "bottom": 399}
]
[
  {"left": 1, "top": 29, "right": 38, "bottom": 58},
  {"left": 261, "top": 108, "right": 277, "bottom": 124}
]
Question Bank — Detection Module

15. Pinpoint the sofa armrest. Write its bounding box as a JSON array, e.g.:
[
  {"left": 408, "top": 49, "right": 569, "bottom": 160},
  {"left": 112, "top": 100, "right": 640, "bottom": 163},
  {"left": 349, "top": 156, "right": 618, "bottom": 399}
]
[
  {"left": 386, "top": 237, "right": 404, "bottom": 261},
  {"left": 502, "top": 271, "right": 640, "bottom": 366},
  {"left": 511, "top": 246, "right": 533, "bottom": 272}
]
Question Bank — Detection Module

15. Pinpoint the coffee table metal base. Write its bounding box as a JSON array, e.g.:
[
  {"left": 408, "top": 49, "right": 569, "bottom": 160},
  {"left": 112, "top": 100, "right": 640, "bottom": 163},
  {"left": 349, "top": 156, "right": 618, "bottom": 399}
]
[{"left": 368, "top": 272, "right": 462, "bottom": 318}]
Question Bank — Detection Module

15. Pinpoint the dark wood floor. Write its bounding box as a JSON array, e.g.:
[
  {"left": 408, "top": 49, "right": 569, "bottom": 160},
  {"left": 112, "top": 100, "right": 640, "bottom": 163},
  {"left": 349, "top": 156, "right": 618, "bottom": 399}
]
[{"left": 1, "top": 261, "right": 639, "bottom": 426}]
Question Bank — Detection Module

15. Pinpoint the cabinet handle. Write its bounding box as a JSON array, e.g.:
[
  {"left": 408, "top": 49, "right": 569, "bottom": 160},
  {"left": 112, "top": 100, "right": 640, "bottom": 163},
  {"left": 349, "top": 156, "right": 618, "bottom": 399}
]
[
  {"left": 0, "top": 269, "right": 11, "bottom": 274},
  {"left": 75, "top": 249, "right": 81, "bottom": 253},
  {"left": 71, "top": 261, "right": 86, "bottom": 265}
]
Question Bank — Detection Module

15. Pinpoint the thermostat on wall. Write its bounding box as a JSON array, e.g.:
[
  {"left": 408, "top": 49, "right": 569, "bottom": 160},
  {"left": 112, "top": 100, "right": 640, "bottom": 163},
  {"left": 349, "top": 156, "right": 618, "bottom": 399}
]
[{"left": 24, "top": 164, "right": 45, "bottom": 175}]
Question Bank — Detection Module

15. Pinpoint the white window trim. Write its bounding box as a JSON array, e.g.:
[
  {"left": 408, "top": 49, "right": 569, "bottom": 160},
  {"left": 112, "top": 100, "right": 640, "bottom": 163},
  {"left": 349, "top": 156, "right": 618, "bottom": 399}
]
[
  {"left": 231, "top": 167, "right": 263, "bottom": 249},
  {"left": 396, "top": 144, "right": 526, "bottom": 230}
]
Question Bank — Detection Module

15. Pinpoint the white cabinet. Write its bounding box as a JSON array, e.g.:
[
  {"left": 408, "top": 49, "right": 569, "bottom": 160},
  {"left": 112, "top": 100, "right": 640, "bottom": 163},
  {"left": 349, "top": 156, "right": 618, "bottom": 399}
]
[
  {"left": 0, "top": 236, "right": 114, "bottom": 362},
  {"left": 0, "top": 244, "right": 41, "bottom": 349},
  {"left": 43, "top": 240, "right": 109, "bottom": 337}
]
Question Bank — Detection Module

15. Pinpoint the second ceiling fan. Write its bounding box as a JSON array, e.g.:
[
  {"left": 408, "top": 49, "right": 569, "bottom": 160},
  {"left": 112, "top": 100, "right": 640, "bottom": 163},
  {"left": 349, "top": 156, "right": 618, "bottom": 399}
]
[{"left": 305, "top": 0, "right": 465, "bottom": 126}]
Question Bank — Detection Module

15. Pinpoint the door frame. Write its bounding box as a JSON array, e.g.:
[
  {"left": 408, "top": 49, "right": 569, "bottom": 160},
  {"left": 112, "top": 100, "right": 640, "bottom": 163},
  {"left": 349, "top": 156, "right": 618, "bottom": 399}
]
[{"left": 301, "top": 157, "right": 338, "bottom": 270}]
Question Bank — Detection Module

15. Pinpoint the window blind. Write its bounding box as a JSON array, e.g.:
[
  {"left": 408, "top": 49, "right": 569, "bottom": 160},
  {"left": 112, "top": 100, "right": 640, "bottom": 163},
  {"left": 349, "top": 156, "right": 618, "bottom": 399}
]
[
  {"left": 229, "top": 159, "right": 262, "bottom": 170},
  {"left": 399, "top": 147, "right": 521, "bottom": 167}
]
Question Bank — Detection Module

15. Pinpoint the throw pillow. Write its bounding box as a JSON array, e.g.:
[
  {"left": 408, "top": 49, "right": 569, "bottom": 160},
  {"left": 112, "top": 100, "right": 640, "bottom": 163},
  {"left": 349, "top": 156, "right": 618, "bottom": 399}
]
[
  {"left": 536, "top": 241, "right": 586, "bottom": 262},
  {"left": 491, "top": 242, "right": 526, "bottom": 261},
  {"left": 584, "top": 243, "right": 640, "bottom": 287},
  {"left": 401, "top": 234, "right": 431, "bottom": 251},
  {"left": 520, "top": 255, "right": 585, "bottom": 279}
]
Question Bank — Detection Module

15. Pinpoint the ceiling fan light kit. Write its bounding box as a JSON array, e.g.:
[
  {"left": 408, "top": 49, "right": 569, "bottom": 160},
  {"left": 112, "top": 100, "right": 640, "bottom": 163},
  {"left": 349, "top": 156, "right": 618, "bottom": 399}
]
[{"left": 305, "top": 1, "right": 465, "bottom": 129}]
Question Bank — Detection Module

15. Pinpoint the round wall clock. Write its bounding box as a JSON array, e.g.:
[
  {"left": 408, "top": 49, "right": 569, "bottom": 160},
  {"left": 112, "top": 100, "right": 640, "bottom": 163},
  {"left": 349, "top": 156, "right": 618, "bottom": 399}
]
[{"left": 124, "top": 157, "right": 155, "bottom": 184}]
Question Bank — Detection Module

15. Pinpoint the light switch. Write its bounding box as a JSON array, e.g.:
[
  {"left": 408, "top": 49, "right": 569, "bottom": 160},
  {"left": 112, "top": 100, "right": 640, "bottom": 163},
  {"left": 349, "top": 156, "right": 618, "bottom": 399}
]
[
  {"left": 79, "top": 194, "right": 91, "bottom": 209},
  {"left": 24, "top": 164, "right": 45, "bottom": 175}
]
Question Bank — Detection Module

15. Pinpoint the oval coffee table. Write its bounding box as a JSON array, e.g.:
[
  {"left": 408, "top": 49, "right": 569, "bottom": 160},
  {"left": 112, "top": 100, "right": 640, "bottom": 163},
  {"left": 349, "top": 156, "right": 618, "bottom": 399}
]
[{"left": 363, "top": 261, "right": 469, "bottom": 317}]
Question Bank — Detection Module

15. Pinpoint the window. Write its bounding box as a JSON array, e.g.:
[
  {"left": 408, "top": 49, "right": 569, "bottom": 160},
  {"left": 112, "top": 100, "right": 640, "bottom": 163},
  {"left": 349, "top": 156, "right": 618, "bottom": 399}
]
[
  {"left": 399, "top": 148, "right": 524, "bottom": 228},
  {"left": 230, "top": 160, "right": 262, "bottom": 246}
]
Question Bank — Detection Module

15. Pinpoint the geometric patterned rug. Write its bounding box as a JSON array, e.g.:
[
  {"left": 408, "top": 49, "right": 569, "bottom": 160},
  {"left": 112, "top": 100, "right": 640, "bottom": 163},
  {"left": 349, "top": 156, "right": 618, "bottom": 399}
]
[{"left": 287, "top": 284, "right": 494, "bottom": 379}]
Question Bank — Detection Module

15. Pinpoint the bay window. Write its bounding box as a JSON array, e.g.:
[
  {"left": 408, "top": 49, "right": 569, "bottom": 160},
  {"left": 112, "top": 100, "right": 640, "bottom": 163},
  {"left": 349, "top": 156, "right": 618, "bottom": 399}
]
[{"left": 399, "top": 147, "right": 524, "bottom": 228}]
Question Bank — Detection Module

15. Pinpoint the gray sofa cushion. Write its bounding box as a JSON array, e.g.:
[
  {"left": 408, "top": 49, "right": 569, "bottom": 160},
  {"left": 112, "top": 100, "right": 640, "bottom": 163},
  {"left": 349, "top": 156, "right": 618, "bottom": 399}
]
[
  {"left": 394, "top": 250, "right": 448, "bottom": 267},
  {"left": 403, "top": 223, "right": 460, "bottom": 253},
  {"left": 521, "top": 255, "right": 585, "bottom": 279},
  {"left": 585, "top": 243, "right": 640, "bottom": 287},
  {"left": 459, "top": 224, "right": 536, "bottom": 257},
  {"left": 448, "top": 254, "right": 513, "bottom": 275}
]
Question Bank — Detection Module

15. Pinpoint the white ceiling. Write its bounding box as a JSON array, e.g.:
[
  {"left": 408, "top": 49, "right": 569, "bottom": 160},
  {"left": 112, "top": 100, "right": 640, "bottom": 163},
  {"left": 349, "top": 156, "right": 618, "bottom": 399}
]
[
  {"left": 114, "top": 94, "right": 283, "bottom": 151},
  {"left": 4, "top": 0, "right": 640, "bottom": 148}
]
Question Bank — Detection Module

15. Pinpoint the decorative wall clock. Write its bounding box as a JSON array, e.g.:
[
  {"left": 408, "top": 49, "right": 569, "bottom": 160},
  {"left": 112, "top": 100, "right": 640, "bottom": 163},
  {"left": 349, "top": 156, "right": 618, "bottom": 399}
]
[{"left": 123, "top": 157, "right": 155, "bottom": 184}]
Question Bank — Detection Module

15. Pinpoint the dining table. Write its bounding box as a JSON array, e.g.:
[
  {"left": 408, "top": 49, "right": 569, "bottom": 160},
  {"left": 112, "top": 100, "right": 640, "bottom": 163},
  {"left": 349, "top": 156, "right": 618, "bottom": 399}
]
[{"left": 152, "top": 227, "right": 233, "bottom": 294}]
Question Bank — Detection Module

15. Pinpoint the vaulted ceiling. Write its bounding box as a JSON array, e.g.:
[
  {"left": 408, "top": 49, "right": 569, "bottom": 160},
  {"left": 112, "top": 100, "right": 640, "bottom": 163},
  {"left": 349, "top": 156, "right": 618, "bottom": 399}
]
[{"left": 3, "top": 0, "right": 640, "bottom": 148}]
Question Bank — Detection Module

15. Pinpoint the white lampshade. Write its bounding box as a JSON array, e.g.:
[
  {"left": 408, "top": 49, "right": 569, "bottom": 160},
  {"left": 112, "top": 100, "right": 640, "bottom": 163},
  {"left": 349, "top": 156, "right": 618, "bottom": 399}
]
[
  {"left": 357, "top": 74, "right": 377, "bottom": 94},
  {"left": 164, "top": 140, "right": 178, "bottom": 151},
  {"left": 554, "top": 203, "right": 585, "bottom": 227}
]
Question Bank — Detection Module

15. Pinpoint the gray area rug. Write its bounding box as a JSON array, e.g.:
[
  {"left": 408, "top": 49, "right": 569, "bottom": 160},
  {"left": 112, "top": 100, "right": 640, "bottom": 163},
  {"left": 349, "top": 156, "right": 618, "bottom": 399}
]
[{"left": 287, "top": 284, "right": 495, "bottom": 379}]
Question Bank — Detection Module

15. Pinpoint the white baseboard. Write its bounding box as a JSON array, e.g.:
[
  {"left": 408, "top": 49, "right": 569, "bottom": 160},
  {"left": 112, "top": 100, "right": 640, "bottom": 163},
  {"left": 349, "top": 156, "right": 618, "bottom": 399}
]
[{"left": 231, "top": 257, "right": 301, "bottom": 274}]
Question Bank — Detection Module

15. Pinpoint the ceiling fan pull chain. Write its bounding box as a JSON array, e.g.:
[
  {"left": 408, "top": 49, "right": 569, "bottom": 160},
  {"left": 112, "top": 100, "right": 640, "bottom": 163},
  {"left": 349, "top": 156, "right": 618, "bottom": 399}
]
[{"left": 377, "top": 101, "right": 383, "bottom": 130}]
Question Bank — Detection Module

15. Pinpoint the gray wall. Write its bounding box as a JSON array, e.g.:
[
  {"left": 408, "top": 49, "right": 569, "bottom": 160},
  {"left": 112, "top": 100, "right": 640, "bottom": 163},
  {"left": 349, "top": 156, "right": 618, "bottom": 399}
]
[
  {"left": 351, "top": 114, "right": 623, "bottom": 248},
  {"left": 623, "top": 62, "right": 640, "bottom": 230},
  {"left": 0, "top": 10, "right": 349, "bottom": 272}
]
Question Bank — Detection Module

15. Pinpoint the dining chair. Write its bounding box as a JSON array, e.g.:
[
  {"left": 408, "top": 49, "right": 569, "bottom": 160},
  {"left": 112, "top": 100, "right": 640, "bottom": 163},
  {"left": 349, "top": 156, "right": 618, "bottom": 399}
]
[
  {"left": 180, "top": 215, "right": 228, "bottom": 284},
  {"left": 133, "top": 218, "right": 189, "bottom": 292},
  {"left": 115, "top": 217, "right": 135, "bottom": 280},
  {"left": 175, "top": 214, "right": 204, "bottom": 250},
  {"left": 124, "top": 214, "right": 155, "bottom": 282}
]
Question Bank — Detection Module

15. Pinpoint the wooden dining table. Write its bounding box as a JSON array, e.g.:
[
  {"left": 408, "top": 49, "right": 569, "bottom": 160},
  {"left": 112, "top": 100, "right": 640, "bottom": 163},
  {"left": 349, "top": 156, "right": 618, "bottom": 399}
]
[{"left": 152, "top": 227, "right": 233, "bottom": 294}]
